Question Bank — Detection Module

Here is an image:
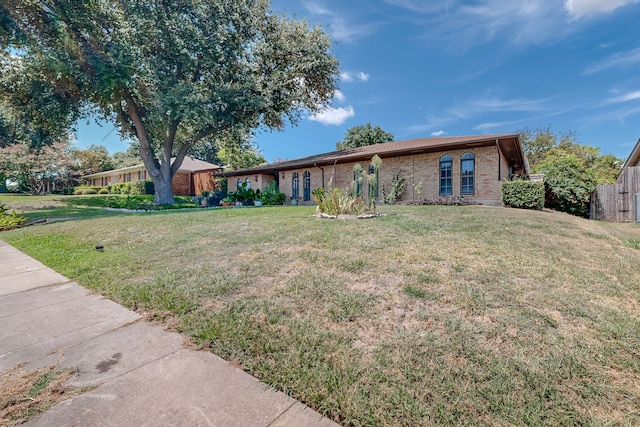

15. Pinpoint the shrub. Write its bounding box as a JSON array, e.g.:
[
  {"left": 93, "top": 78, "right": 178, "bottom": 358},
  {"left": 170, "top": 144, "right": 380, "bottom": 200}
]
[
  {"left": 537, "top": 156, "right": 596, "bottom": 217},
  {"left": 81, "top": 188, "right": 98, "bottom": 195},
  {"left": 260, "top": 181, "right": 286, "bottom": 206},
  {"left": 382, "top": 173, "right": 406, "bottom": 204},
  {"left": 98, "top": 188, "right": 109, "bottom": 194},
  {"left": 312, "top": 187, "right": 369, "bottom": 216},
  {"left": 501, "top": 179, "right": 544, "bottom": 210},
  {"left": 400, "top": 196, "right": 478, "bottom": 206},
  {"left": 0, "top": 203, "right": 26, "bottom": 231}
]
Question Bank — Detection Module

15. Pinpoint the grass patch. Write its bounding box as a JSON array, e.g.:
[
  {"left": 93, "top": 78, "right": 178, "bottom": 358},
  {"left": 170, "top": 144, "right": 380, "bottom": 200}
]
[
  {"left": 625, "top": 238, "right": 640, "bottom": 250},
  {"left": 2, "top": 205, "right": 640, "bottom": 426},
  {"left": 0, "top": 364, "right": 90, "bottom": 425}
]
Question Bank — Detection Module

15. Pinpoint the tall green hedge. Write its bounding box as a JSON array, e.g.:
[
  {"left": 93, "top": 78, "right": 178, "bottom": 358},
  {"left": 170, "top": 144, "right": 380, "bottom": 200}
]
[
  {"left": 110, "top": 180, "right": 154, "bottom": 195},
  {"left": 501, "top": 180, "right": 544, "bottom": 210}
]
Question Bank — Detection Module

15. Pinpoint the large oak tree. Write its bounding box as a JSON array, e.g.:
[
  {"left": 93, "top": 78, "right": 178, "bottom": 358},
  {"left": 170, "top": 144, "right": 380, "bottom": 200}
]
[{"left": 1, "top": 0, "right": 339, "bottom": 204}]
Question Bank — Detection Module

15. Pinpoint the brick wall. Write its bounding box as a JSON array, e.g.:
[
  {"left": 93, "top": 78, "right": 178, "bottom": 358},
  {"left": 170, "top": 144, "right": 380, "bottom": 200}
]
[
  {"left": 171, "top": 172, "right": 191, "bottom": 196},
  {"left": 318, "top": 146, "right": 504, "bottom": 204}
]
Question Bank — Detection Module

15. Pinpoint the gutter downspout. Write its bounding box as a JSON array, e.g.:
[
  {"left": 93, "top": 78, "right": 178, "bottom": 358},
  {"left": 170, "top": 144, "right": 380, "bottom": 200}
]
[
  {"left": 314, "top": 163, "right": 325, "bottom": 188},
  {"left": 496, "top": 139, "right": 501, "bottom": 181}
]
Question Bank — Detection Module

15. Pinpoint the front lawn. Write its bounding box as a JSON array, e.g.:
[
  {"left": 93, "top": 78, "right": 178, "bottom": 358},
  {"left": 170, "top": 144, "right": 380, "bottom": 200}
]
[{"left": 2, "top": 204, "right": 640, "bottom": 426}]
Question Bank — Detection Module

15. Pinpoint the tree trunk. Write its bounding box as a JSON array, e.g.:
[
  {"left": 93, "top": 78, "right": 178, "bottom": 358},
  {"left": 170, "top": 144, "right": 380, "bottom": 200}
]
[{"left": 152, "top": 169, "right": 175, "bottom": 205}]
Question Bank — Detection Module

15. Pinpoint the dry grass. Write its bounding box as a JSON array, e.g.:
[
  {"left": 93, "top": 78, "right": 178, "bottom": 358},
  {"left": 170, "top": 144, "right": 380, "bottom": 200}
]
[
  {"left": 0, "top": 364, "right": 87, "bottom": 426},
  {"left": 3, "top": 204, "right": 640, "bottom": 426}
]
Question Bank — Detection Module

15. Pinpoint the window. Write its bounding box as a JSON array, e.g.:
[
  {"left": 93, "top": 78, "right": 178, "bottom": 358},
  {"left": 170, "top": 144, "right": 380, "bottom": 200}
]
[
  {"left": 245, "top": 177, "right": 251, "bottom": 189},
  {"left": 236, "top": 178, "right": 242, "bottom": 190},
  {"left": 303, "top": 171, "right": 311, "bottom": 201},
  {"left": 368, "top": 164, "right": 379, "bottom": 200},
  {"left": 461, "top": 152, "right": 475, "bottom": 194},
  {"left": 292, "top": 172, "right": 299, "bottom": 199},
  {"left": 439, "top": 154, "right": 453, "bottom": 195}
]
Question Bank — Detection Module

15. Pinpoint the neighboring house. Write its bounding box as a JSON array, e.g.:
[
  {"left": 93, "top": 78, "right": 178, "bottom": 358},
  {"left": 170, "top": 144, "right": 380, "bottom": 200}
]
[
  {"left": 82, "top": 157, "right": 222, "bottom": 196},
  {"left": 219, "top": 134, "right": 528, "bottom": 206},
  {"left": 591, "top": 138, "right": 640, "bottom": 222}
]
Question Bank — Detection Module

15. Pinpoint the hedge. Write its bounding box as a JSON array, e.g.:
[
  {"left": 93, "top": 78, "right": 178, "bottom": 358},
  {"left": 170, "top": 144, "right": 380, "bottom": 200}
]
[
  {"left": 501, "top": 180, "right": 544, "bottom": 210},
  {"left": 110, "top": 180, "right": 154, "bottom": 195}
]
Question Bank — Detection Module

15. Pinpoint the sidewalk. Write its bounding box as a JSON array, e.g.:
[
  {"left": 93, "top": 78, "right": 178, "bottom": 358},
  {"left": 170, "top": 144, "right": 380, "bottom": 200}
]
[{"left": 0, "top": 239, "right": 340, "bottom": 427}]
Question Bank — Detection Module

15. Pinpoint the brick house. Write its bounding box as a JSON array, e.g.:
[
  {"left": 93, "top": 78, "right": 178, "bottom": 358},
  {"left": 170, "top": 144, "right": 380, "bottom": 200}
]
[
  {"left": 219, "top": 134, "right": 528, "bottom": 206},
  {"left": 82, "top": 157, "right": 222, "bottom": 196}
]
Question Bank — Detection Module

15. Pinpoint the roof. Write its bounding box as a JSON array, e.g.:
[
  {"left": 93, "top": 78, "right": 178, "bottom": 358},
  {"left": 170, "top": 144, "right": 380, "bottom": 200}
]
[
  {"left": 220, "top": 134, "right": 526, "bottom": 177},
  {"left": 82, "top": 157, "right": 221, "bottom": 179},
  {"left": 621, "top": 138, "right": 640, "bottom": 171}
]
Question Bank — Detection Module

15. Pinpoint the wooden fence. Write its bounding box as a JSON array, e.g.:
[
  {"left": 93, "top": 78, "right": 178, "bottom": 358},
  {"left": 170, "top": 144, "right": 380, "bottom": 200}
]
[{"left": 591, "top": 166, "right": 640, "bottom": 222}]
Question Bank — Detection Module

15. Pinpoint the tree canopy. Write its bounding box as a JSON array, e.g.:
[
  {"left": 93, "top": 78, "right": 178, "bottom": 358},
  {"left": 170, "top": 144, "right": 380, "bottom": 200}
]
[
  {"left": 74, "top": 145, "right": 115, "bottom": 176},
  {"left": 1, "top": 0, "right": 339, "bottom": 203},
  {"left": 0, "top": 141, "right": 76, "bottom": 194},
  {"left": 518, "top": 127, "right": 623, "bottom": 216},
  {"left": 336, "top": 124, "right": 394, "bottom": 151},
  {"left": 189, "top": 128, "right": 266, "bottom": 170},
  {"left": 519, "top": 127, "right": 623, "bottom": 184}
]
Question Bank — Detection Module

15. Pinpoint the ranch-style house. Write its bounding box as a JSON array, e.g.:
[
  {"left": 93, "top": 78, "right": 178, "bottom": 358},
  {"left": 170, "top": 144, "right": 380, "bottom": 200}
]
[{"left": 219, "top": 134, "right": 528, "bottom": 206}]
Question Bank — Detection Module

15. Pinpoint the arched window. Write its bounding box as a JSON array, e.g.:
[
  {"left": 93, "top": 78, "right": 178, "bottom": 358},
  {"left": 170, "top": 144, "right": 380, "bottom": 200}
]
[
  {"left": 236, "top": 178, "right": 242, "bottom": 190},
  {"left": 245, "top": 177, "right": 251, "bottom": 189},
  {"left": 439, "top": 154, "right": 453, "bottom": 195},
  {"left": 292, "top": 172, "right": 299, "bottom": 199},
  {"left": 461, "top": 152, "right": 475, "bottom": 194},
  {"left": 303, "top": 171, "right": 311, "bottom": 201},
  {"left": 368, "top": 164, "right": 379, "bottom": 200}
]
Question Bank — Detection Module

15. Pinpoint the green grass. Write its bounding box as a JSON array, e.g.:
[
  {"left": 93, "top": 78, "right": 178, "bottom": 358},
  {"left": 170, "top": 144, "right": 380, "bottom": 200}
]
[{"left": 2, "top": 203, "right": 640, "bottom": 426}]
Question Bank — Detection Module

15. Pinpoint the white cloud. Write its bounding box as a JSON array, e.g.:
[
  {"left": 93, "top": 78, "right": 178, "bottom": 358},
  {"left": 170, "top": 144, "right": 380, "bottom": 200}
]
[
  {"left": 565, "top": 0, "right": 639, "bottom": 18},
  {"left": 333, "top": 90, "right": 346, "bottom": 102},
  {"left": 357, "top": 72, "right": 370, "bottom": 81},
  {"left": 583, "top": 47, "right": 640, "bottom": 74},
  {"left": 340, "top": 71, "right": 370, "bottom": 82},
  {"left": 339, "top": 72, "right": 353, "bottom": 82},
  {"left": 446, "top": 96, "right": 552, "bottom": 119},
  {"left": 383, "top": 0, "right": 456, "bottom": 14},
  {"left": 303, "top": 1, "right": 331, "bottom": 15},
  {"left": 309, "top": 106, "right": 355, "bottom": 126},
  {"left": 430, "top": 130, "right": 447, "bottom": 136},
  {"left": 605, "top": 90, "right": 640, "bottom": 104}
]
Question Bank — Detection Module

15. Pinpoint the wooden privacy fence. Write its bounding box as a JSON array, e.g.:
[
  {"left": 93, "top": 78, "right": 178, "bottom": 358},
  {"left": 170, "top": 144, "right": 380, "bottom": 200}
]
[{"left": 591, "top": 166, "right": 640, "bottom": 222}]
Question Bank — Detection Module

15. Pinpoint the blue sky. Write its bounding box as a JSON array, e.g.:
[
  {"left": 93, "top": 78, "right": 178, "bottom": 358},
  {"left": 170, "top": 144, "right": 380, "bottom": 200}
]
[{"left": 75, "top": 0, "right": 640, "bottom": 162}]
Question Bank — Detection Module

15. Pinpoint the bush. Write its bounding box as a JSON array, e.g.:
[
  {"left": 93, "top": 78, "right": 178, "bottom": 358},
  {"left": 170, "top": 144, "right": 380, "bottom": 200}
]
[
  {"left": 312, "top": 187, "right": 369, "bottom": 216},
  {"left": 260, "top": 181, "right": 286, "bottom": 206},
  {"left": 81, "top": 188, "right": 98, "bottom": 195},
  {"left": 73, "top": 186, "right": 104, "bottom": 195},
  {"left": 400, "top": 196, "right": 478, "bottom": 206},
  {"left": 0, "top": 203, "right": 26, "bottom": 231},
  {"left": 501, "top": 179, "right": 544, "bottom": 210},
  {"left": 537, "top": 156, "right": 596, "bottom": 217},
  {"left": 98, "top": 188, "right": 109, "bottom": 194}
]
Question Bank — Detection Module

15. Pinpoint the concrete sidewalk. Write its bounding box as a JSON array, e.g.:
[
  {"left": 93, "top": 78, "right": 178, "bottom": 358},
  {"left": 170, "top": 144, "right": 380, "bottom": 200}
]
[{"left": 0, "top": 239, "right": 340, "bottom": 427}]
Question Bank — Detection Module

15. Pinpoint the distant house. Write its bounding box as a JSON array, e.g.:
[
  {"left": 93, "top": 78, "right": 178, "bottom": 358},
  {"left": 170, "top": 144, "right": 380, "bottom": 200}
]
[
  {"left": 219, "top": 134, "right": 528, "bottom": 206},
  {"left": 592, "top": 138, "right": 640, "bottom": 222},
  {"left": 82, "top": 157, "right": 222, "bottom": 196}
]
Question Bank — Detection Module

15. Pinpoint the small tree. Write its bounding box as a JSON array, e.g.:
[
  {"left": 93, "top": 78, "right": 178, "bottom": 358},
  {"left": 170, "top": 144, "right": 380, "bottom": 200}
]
[
  {"left": 74, "top": 145, "right": 115, "bottom": 176},
  {"left": 537, "top": 155, "right": 596, "bottom": 217},
  {"left": 0, "top": 141, "right": 76, "bottom": 195}
]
